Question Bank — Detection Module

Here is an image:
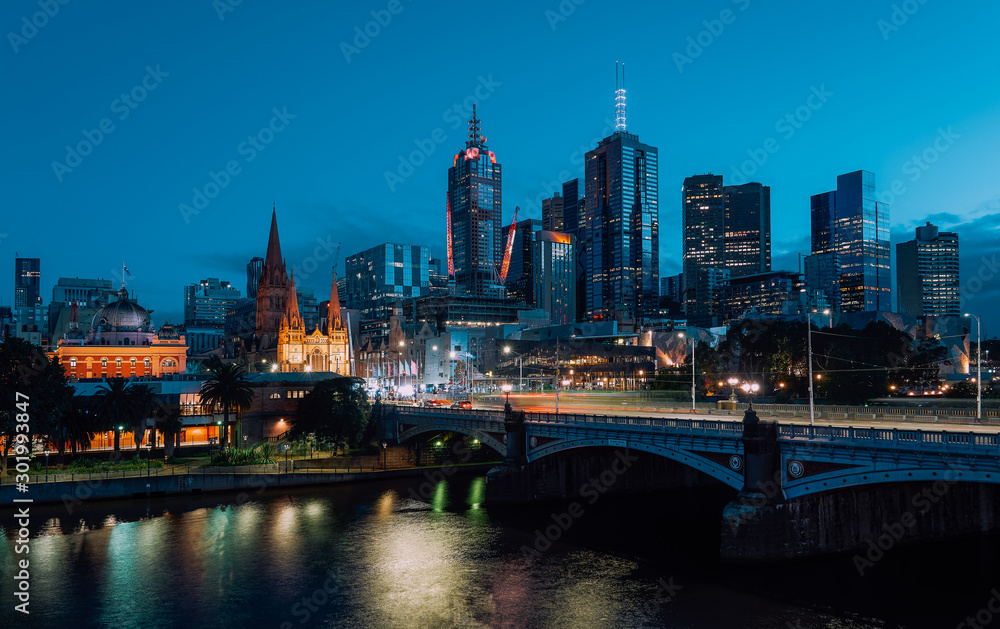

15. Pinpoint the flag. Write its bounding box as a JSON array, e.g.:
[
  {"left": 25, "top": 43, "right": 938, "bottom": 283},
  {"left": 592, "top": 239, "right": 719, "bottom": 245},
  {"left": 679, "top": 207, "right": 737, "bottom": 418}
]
[
  {"left": 123, "top": 265, "right": 132, "bottom": 277},
  {"left": 411, "top": 360, "right": 418, "bottom": 376}
]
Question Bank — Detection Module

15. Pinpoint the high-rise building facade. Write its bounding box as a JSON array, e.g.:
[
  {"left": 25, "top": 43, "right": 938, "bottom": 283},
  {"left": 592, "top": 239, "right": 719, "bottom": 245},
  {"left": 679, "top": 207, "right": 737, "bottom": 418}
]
[
  {"left": 447, "top": 105, "right": 503, "bottom": 298},
  {"left": 583, "top": 125, "right": 658, "bottom": 320},
  {"left": 247, "top": 257, "right": 263, "bottom": 299},
  {"left": 804, "top": 251, "right": 842, "bottom": 313},
  {"left": 428, "top": 257, "right": 449, "bottom": 297},
  {"left": 722, "top": 270, "right": 802, "bottom": 323},
  {"left": 724, "top": 182, "right": 771, "bottom": 278},
  {"left": 562, "top": 179, "right": 583, "bottom": 235},
  {"left": 810, "top": 170, "right": 891, "bottom": 312},
  {"left": 542, "top": 193, "right": 564, "bottom": 232},
  {"left": 345, "top": 242, "right": 430, "bottom": 320},
  {"left": 503, "top": 218, "right": 543, "bottom": 304},
  {"left": 183, "top": 278, "right": 241, "bottom": 327},
  {"left": 14, "top": 257, "right": 41, "bottom": 308},
  {"left": 533, "top": 231, "right": 576, "bottom": 325},
  {"left": 681, "top": 175, "right": 725, "bottom": 316},
  {"left": 896, "top": 222, "right": 959, "bottom": 316}
]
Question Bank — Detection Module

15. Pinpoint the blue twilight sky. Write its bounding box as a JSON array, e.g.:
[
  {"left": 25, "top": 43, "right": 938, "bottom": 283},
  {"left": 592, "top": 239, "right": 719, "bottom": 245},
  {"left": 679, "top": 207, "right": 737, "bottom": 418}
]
[{"left": 3, "top": 0, "right": 999, "bottom": 334}]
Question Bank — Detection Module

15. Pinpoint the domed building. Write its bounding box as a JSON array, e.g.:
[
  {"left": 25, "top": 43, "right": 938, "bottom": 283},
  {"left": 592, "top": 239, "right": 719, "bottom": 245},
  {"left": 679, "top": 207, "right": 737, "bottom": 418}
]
[{"left": 56, "top": 286, "right": 187, "bottom": 379}]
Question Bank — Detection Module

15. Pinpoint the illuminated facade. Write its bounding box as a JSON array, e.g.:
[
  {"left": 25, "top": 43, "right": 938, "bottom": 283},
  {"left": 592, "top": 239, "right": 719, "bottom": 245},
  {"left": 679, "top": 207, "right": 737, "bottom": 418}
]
[
  {"left": 447, "top": 104, "right": 504, "bottom": 298},
  {"left": 55, "top": 288, "right": 187, "bottom": 379},
  {"left": 682, "top": 174, "right": 725, "bottom": 316},
  {"left": 533, "top": 230, "right": 577, "bottom": 325},
  {"left": 810, "top": 170, "right": 891, "bottom": 312},
  {"left": 503, "top": 218, "right": 543, "bottom": 304},
  {"left": 344, "top": 243, "right": 430, "bottom": 320},
  {"left": 724, "top": 182, "right": 771, "bottom": 278},
  {"left": 896, "top": 222, "right": 959, "bottom": 316},
  {"left": 14, "top": 257, "right": 41, "bottom": 308}
]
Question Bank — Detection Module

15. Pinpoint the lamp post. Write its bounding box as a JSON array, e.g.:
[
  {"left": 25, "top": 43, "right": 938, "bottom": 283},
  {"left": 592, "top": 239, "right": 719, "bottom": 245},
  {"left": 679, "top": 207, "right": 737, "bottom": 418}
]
[
  {"left": 807, "top": 309, "right": 831, "bottom": 426},
  {"left": 503, "top": 346, "right": 525, "bottom": 391},
  {"left": 727, "top": 377, "right": 739, "bottom": 402},
  {"left": 44, "top": 448, "right": 49, "bottom": 482},
  {"left": 741, "top": 382, "right": 760, "bottom": 406},
  {"left": 145, "top": 442, "right": 151, "bottom": 477},
  {"left": 501, "top": 383, "right": 512, "bottom": 404},
  {"left": 965, "top": 313, "right": 982, "bottom": 421},
  {"left": 381, "top": 441, "right": 387, "bottom": 470},
  {"left": 679, "top": 331, "right": 695, "bottom": 412}
]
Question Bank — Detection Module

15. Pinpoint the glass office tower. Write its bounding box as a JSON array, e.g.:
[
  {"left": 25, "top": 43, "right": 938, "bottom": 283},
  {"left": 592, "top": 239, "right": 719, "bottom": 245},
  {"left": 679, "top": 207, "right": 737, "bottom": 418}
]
[
  {"left": 14, "top": 257, "right": 41, "bottom": 308},
  {"left": 810, "top": 170, "right": 891, "bottom": 312},
  {"left": 896, "top": 222, "right": 959, "bottom": 316},
  {"left": 345, "top": 243, "right": 430, "bottom": 320},
  {"left": 583, "top": 132, "right": 659, "bottom": 320},
  {"left": 724, "top": 182, "right": 771, "bottom": 278}
]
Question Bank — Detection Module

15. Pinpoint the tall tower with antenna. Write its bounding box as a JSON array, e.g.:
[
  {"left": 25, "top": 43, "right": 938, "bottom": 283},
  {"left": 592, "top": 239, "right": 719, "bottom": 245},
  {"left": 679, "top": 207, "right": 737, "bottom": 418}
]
[{"left": 581, "top": 63, "right": 659, "bottom": 321}]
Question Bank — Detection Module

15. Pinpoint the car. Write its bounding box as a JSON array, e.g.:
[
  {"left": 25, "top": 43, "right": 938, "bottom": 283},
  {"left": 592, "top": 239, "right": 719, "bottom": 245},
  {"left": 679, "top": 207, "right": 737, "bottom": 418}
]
[{"left": 451, "top": 400, "right": 472, "bottom": 409}]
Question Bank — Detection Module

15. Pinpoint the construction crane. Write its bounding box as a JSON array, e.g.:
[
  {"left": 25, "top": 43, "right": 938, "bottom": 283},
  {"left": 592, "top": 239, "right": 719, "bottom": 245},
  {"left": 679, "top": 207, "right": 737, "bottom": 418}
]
[{"left": 498, "top": 206, "right": 519, "bottom": 284}]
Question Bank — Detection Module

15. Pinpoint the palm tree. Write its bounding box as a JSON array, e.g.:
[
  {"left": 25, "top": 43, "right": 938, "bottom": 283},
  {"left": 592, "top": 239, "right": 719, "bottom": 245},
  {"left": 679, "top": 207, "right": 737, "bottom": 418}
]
[
  {"left": 92, "top": 377, "right": 143, "bottom": 453},
  {"left": 154, "top": 403, "right": 184, "bottom": 458},
  {"left": 200, "top": 363, "right": 255, "bottom": 449},
  {"left": 129, "top": 384, "right": 157, "bottom": 455}
]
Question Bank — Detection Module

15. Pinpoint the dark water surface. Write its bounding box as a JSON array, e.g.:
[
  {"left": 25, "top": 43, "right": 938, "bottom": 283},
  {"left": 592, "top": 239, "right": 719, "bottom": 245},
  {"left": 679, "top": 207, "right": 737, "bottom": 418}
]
[{"left": 2, "top": 473, "right": 998, "bottom": 628}]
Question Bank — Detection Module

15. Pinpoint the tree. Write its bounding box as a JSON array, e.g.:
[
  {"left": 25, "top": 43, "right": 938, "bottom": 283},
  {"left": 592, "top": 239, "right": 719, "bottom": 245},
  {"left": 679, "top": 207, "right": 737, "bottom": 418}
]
[
  {"left": 128, "top": 383, "right": 157, "bottom": 454},
  {"left": 59, "top": 396, "right": 102, "bottom": 458},
  {"left": 290, "top": 377, "right": 371, "bottom": 450},
  {"left": 153, "top": 403, "right": 183, "bottom": 458},
  {"left": 92, "top": 377, "right": 145, "bottom": 453},
  {"left": 0, "top": 338, "right": 73, "bottom": 477},
  {"left": 200, "top": 362, "right": 255, "bottom": 449}
]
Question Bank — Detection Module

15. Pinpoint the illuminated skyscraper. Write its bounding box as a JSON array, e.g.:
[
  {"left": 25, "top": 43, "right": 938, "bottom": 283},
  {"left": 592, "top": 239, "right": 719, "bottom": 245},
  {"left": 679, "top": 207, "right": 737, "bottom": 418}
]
[
  {"left": 583, "top": 69, "right": 659, "bottom": 320},
  {"left": 896, "top": 222, "right": 959, "bottom": 316},
  {"left": 724, "top": 182, "right": 771, "bottom": 278},
  {"left": 447, "top": 105, "right": 503, "bottom": 298},
  {"left": 810, "top": 170, "right": 891, "bottom": 312},
  {"left": 681, "top": 175, "right": 725, "bottom": 317},
  {"left": 246, "top": 257, "right": 263, "bottom": 299},
  {"left": 14, "top": 257, "right": 41, "bottom": 308}
]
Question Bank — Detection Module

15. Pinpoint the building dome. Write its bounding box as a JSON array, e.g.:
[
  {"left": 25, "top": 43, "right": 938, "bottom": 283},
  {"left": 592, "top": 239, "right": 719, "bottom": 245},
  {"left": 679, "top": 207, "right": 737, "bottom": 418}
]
[
  {"left": 157, "top": 322, "right": 180, "bottom": 340},
  {"left": 91, "top": 287, "right": 153, "bottom": 333}
]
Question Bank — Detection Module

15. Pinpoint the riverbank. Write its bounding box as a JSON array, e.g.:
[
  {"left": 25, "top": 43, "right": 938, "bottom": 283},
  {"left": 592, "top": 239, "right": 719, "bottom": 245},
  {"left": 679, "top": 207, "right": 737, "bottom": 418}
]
[{"left": 0, "top": 462, "right": 500, "bottom": 507}]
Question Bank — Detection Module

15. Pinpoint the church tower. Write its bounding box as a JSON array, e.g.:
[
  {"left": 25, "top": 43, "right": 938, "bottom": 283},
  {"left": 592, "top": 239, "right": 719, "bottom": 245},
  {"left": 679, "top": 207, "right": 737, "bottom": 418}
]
[
  {"left": 277, "top": 270, "right": 306, "bottom": 369},
  {"left": 255, "top": 207, "right": 289, "bottom": 351}
]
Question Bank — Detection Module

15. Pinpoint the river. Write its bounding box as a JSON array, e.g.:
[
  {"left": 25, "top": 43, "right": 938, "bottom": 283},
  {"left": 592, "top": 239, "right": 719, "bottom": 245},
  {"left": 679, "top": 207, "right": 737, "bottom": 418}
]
[{"left": 2, "top": 472, "right": 998, "bottom": 628}]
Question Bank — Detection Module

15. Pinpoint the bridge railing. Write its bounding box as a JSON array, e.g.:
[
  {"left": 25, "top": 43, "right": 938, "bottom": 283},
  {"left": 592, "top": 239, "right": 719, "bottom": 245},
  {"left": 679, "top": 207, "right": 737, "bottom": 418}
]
[{"left": 779, "top": 424, "right": 1000, "bottom": 454}]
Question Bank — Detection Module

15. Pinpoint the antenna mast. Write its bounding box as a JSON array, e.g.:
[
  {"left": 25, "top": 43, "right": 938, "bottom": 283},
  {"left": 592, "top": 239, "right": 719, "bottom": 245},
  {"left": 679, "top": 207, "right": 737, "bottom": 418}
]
[{"left": 615, "top": 61, "right": 627, "bottom": 132}]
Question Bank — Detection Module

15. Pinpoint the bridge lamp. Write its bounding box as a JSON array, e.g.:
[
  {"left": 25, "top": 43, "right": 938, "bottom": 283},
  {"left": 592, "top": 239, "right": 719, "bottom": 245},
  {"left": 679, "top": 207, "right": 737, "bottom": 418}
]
[
  {"left": 501, "top": 383, "right": 513, "bottom": 402},
  {"left": 271, "top": 364, "right": 279, "bottom": 372},
  {"left": 503, "top": 346, "right": 511, "bottom": 354}
]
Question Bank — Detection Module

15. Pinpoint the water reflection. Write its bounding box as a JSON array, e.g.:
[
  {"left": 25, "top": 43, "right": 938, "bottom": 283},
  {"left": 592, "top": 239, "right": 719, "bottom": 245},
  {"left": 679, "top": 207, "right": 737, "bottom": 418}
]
[{"left": 0, "top": 474, "right": 980, "bottom": 628}]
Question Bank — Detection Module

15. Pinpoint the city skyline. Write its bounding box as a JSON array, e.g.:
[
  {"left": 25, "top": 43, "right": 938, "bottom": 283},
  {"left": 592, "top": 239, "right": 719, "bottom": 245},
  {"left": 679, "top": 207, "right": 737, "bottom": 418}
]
[{"left": 3, "top": 2, "right": 999, "bottom": 332}]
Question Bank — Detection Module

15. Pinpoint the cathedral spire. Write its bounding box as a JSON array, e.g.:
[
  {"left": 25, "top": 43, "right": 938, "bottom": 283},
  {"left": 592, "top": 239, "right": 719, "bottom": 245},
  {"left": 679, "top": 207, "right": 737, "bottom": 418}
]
[
  {"left": 262, "top": 207, "right": 286, "bottom": 283},
  {"left": 328, "top": 271, "right": 342, "bottom": 333},
  {"left": 286, "top": 269, "right": 302, "bottom": 330}
]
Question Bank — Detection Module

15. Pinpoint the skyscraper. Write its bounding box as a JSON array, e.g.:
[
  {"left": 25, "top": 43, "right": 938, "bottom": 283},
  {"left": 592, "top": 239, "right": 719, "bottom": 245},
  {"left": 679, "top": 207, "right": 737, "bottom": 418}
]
[
  {"left": 724, "top": 182, "right": 771, "bottom": 278},
  {"left": 247, "top": 257, "right": 263, "bottom": 299},
  {"left": 896, "top": 222, "right": 959, "bottom": 316},
  {"left": 447, "top": 105, "right": 503, "bottom": 298},
  {"left": 533, "top": 230, "right": 577, "bottom": 324},
  {"left": 344, "top": 242, "right": 430, "bottom": 320},
  {"left": 583, "top": 74, "right": 658, "bottom": 321},
  {"left": 503, "top": 218, "right": 543, "bottom": 304},
  {"left": 810, "top": 170, "right": 891, "bottom": 312},
  {"left": 183, "top": 278, "right": 241, "bottom": 327},
  {"left": 681, "top": 175, "right": 725, "bottom": 316},
  {"left": 562, "top": 179, "right": 583, "bottom": 235},
  {"left": 14, "top": 257, "right": 41, "bottom": 308},
  {"left": 542, "top": 192, "right": 564, "bottom": 232}
]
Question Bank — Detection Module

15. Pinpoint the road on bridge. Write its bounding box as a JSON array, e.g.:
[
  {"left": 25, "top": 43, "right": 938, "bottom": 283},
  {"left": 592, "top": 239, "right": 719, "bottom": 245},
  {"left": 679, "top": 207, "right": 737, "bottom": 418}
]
[{"left": 472, "top": 393, "right": 999, "bottom": 434}]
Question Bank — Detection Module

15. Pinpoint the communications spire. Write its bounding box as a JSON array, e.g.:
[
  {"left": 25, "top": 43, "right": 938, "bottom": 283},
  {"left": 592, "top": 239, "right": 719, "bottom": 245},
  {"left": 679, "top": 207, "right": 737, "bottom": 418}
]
[{"left": 615, "top": 61, "right": 627, "bottom": 133}]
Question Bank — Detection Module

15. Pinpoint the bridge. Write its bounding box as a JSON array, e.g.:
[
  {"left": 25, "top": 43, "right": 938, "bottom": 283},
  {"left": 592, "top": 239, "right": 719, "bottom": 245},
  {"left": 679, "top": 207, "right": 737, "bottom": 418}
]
[{"left": 381, "top": 403, "right": 1000, "bottom": 563}]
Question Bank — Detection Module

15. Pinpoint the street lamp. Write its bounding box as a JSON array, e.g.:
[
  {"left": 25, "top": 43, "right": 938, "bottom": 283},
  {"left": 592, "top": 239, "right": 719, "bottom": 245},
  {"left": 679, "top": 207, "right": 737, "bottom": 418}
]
[
  {"left": 741, "top": 382, "right": 760, "bottom": 405},
  {"left": 807, "top": 309, "right": 831, "bottom": 426},
  {"left": 44, "top": 448, "right": 49, "bottom": 482},
  {"left": 145, "top": 442, "right": 152, "bottom": 477},
  {"left": 501, "top": 383, "right": 513, "bottom": 403},
  {"left": 965, "top": 313, "right": 982, "bottom": 421},
  {"left": 727, "top": 377, "right": 739, "bottom": 402},
  {"left": 382, "top": 441, "right": 388, "bottom": 470},
  {"left": 679, "top": 331, "right": 695, "bottom": 411}
]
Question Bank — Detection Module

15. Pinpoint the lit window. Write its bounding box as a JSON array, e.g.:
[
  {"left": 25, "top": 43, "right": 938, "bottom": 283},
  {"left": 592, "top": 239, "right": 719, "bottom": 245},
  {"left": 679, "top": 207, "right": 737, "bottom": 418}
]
[
  {"left": 116, "top": 357, "right": 122, "bottom": 368},
  {"left": 101, "top": 358, "right": 108, "bottom": 368},
  {"left": 70, "top": 357, "right": 77, "bottom": 368},
  {"left": 130, "top": 357, "right": 136, "bottom": 368}
]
